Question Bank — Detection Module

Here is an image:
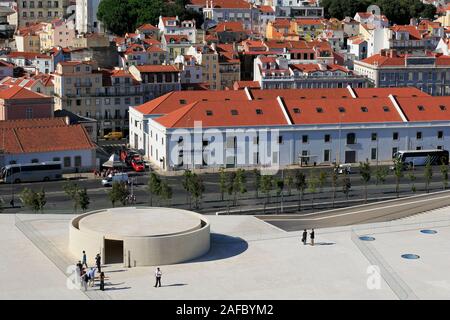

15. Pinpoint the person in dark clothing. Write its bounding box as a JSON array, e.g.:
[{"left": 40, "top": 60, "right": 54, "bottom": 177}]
[
  {"left": 301, "top": 229, "right": 307, "bottom": 245},
  {"left": 100, "top": 272, "right": 105, "bottom": 291},
  {"left": 10, "top": 199, "right": 14, "bottom": 208},
  {"left": 310, "top": 229, "right": 315, "bottom": 246},
  {"left": 76, "top": 261, "right": 83, "bottom": 275},
  {"left": 95, "top": 254, "right": 101, "bottom": 273},
  {"left": 154, "top": 267, "right": 162, "bottom": 287}
]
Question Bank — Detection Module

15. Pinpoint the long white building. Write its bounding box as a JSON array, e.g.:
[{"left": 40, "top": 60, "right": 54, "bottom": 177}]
[{"left": 129, "top": 86, "right": 450, "bottom": 171}]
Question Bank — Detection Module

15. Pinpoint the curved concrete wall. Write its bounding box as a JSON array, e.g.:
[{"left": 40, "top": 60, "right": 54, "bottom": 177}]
[
  {"left": 69, "top": 208, "right": 210, "bottom": 266},
  {"left": 69, "top": 210, "right": 105, "bottom": 264},
  {"left": 124, "top": 222, "right": 210, "bottom": 266}
]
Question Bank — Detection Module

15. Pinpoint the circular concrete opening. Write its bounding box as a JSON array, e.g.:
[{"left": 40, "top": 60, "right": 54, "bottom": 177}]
[
  {"left": 401, "top": 254, "right": 420, "bottom": 260},
  {"left": 69, "top": 207, "right": 210, "bottom": 266},
  {"left": 420, "top": 229, "right": 437, "bottom": 235},
  {"left": 359, "top": 236, "right": 376, "bottom": 241}
]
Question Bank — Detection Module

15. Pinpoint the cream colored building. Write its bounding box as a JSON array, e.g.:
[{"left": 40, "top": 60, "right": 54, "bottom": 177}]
[
  {"left": 187, "top": 44, "right": 221, "bottom": 90},
  {"left": 17, "top": 0, "right": 70, "bottom": 27},
  {"left": 54, "top": 61, "right": 144, "bottom": 137}
]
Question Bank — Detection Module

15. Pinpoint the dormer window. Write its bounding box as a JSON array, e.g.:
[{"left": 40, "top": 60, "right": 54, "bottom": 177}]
[
  {"left": 293, "top": 108, "right": 301, "bottom": 114},
  {"left": 383, "top": 106, "right": 390, "bottom": 112},
  {"left": 440, "top": 105, "right": 446, "bottom": 111},
  {"left": 316, "top": 107, "right": 324, "bottom": 113},
  {"left": 206, "top": 110, "right": 213, "bottom": 116},
  {"left": 180, "top": 99, "right": 186, "bottom": 104},
  {"left": 338, "top": 107, "right": 346, "bottom": 113},
  {"left": 418, "top": 105, "right": 425, "bottom": 111},
  {"left": 361, "top": 106, "right": 368, "bottom": 112},
  {"left": 256, "top": 109, "right": 263, "bottom": 115},
  {"left": 231, "top": 109, "right": 238, "bottom": 115}
]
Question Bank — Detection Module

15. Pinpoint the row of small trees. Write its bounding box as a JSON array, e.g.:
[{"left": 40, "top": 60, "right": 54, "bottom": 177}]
[{"left": 211, "top": 157, "right": 449, "bottom": 213}]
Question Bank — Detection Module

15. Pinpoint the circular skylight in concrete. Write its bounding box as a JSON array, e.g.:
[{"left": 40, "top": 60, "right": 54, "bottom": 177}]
[
  {"left": 420, "top": 229, "right": 437, "bottom": 235},
  {"left": 359, "top": 236, "right": 376, "bottom": 241},
  {"left": 401, "top": 254, "right": 420, "bottom": 260}
]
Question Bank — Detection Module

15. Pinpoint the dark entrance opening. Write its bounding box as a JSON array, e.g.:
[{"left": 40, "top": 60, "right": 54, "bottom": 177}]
[
  {"left": 104, "top": 239, "right": 124, "bottom": 264},
  {"left": 345, "top": 151, "right": 356, "bottom": 163}
]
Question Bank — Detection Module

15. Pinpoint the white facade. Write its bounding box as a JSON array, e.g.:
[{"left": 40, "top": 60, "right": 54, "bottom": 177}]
[
  {"left": 2, "top": 149, "right": 96, "bottom": 172},
  {"left": 75, "top": 0, "right": 102, "bottom": 34},
  {"left": 141, "top": 120, "right": 450, "bottom": 171}
]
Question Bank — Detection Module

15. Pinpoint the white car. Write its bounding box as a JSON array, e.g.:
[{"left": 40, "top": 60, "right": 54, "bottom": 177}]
[
  {"left": 101, "top": 172, "right": 129, "bottom": 187},
  {"left": 335, "top": 164, "right": 352, "bottom": 174}
]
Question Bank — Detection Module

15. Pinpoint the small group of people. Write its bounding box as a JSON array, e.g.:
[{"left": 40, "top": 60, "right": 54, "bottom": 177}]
[
  {"left": 76, "top": 251, "right": 105, "bottom": 291},
  {"left": 94, "top": 168, "right": 120, "bottom": 178},
  {"left": 301, "top": 229, "right": 315, "bottom": 246},
  {"left": 125, "top": 193, "right": 136, "bottom": 204}
]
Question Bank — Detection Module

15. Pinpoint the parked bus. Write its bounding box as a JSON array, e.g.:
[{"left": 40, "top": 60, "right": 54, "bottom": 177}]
[
  {"left": 0, "top": 162, "right": 63, "bottom": 183},
  {"left": 394, "top": 150, "right": 449, "bottom": 167}
]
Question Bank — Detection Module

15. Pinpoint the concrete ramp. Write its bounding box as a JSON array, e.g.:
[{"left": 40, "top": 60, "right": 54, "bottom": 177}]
[{"left": 258, "top": 190, "right": 450, "bottom": 231}]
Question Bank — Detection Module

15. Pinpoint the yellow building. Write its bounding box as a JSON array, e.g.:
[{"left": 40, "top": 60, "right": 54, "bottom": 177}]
[
  {"left": 39, "top": 19, "right": 75, "bottom": 51},
  {"left": 291, "top": 18, "right": 325, "bottom": 41}
]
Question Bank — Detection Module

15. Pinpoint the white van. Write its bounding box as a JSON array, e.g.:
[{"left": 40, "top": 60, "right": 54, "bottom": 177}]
[{"left": 101, "top": 172, "right": 129, "bottom": 187}]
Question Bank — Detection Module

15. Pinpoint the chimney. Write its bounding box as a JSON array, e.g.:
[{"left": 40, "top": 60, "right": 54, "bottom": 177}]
[
  {"left": 388, "top": 49, "right": 396, "bottom": 58},
  {"left": 380, "top": 49, "right": 387, "bottom": 56}
]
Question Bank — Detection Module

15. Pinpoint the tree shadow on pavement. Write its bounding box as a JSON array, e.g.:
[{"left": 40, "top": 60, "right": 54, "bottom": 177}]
[{"left": 186, "top": 233, "right": 248, "bottom": 263}]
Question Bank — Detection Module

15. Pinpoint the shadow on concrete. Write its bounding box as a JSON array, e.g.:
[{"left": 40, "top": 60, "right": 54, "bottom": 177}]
[
  {"left": 104, "top": 269, "right": 128, "bottom": 273},
  {"left": 104, "top": 286, "right": 132, "bottom": 291},
  {"left": 186, "top": 233, "right": 248, "bottom": 263},
  {"left": 313, "top": 242, "right": 336, "bottom": 246},
  {"left": 161, "top": 283, "right": 188, "bottom": 287}
]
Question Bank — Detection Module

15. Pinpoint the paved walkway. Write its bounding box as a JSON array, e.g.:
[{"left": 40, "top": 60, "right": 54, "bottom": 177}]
[{"left": 2, "top": 206, "right": 450, "bottom": 299}]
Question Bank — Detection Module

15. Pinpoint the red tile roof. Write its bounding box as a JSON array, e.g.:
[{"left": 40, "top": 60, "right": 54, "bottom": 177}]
[
  {"left": 395, "top": 97, "right": 450, "bottom": 122},
  {"left": 284, "top": 97, "right": 403, "bottom": 124},
  {"left": 0, "top": 118, "right": 66, "bottom": 129},
  {"left": 5, "top": 51, "right": 50, "bottom": 60},
  {"left": 155, "top": 100, "right": 288, "bottom": 128},
  {"left": 137, "top": 23, "right": 158, "bottom": 31},
  {"left": 353, "top": 87, "right": 429, "bottom": 98},
  {"left": 0, "top": 85, "right": 50, "bottom": 100},
  {"left": 290, "top": 63, "right": 351, "bottom": 74},
  {"left": 134, "top": 90, "right": 249, "bottom": 115},
  {"left": 258, "top": 5, "right": 274, "bottom": 13},
  {"left": 134, "top": 65, "right": 179, "bottom": 73},
  {"left": 214, "top": 21, "right": 245, "bottom": 32},
  {"left": 0, "top": 122, "right": 95, "bottom": 154},
  {"left": 390, "top": 25, "right": 422, "bottom": 40}
]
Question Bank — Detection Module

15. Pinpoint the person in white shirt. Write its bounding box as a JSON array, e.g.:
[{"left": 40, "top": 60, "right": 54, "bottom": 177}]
[{"left": 154, "top": 267, "right": 162, "bottom": 288}]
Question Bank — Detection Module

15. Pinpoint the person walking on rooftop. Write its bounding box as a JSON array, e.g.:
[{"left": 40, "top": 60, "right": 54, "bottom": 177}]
[
  {"left": 301, "top": 229, "right": 307, "bottom": 245},
  {"left": 76, "top": 261, "right": 83, "bottom": 275},
  {"left": 310, "top": 229, "right": 315, "bottom": 246},
  {"left": 95, "top": 253, "right": 101, "bottom": 273},
  {"left": 81, "top": 272, "right": 89, "bottom": 291},
  {"left": 154, "top": 267, "right": 162, "bottom": 288},
  {"left": 82, "top": 251, "right": 87, "bottom": 267},
  {"left": 88, "top": 267, "right": 96, "bottom": 287}
]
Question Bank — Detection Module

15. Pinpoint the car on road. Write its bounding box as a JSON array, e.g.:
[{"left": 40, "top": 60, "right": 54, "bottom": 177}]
[
  {"left": 101, "top": 172, "right": 129, "bottom": 186},
  {"left": 131, "top": 159, "right": 145, "bottom": 172},
  {"left": 103, "top": 132, "right": 123, "bottom": 140},
  {"left": 335, "top": 164, "right": 352, "bottom": 174}
]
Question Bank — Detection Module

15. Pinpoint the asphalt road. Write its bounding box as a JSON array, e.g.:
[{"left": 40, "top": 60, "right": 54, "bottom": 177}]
[{"left": 0, "top": 165, "right": 448, "bottom": 215}]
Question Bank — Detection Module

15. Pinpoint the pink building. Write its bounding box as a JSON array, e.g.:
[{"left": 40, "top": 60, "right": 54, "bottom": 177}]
[{"left": 0, "top": 85, "right": 54, "bottom": 121}]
